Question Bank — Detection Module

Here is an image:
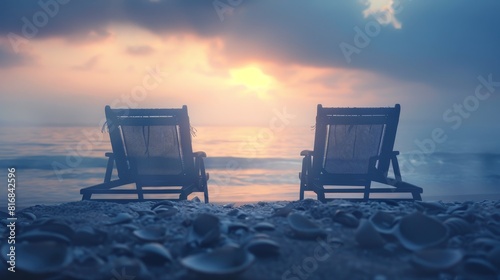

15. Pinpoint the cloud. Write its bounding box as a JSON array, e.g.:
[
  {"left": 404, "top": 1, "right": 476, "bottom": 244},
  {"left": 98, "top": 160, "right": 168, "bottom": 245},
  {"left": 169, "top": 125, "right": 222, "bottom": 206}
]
[
  {"left": 0, "top": 41, "right": 34, "bottom": 68},
  {"left": 362, "top": 0, "right": 402, "bottom": 29},
  {"left": 126, "top": 45, "right": 154, "bottom": 56},
  {"left": 72, "top": 55, "right": 100, "bottom": 71}
]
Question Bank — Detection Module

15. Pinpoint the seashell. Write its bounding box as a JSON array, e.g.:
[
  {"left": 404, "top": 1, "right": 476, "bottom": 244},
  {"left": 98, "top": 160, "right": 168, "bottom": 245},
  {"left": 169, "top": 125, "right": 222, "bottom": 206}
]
[
  {"left": 237, "top": 213, "right": 248, "bottom": 220},
  {"left": 181, "top": 246, "right": 254, "bottom": 278},
  {"left": 18, "top": 212, "right": 37, "bottom": 221},
  {"left": 18, "top": 229, "right": 71, "bottom": 244},
  {"left": 190, "top": 213, "right": 220, "bottom": 247},
  {"left": 395, "top": 212, "right": 448, "bottom": 251},
  {"left": 411, "top": 249, "right": 463, "bottom": 272},
  {"left": 470, "top": 237, "right": 500, "bottom": 252},
  {"left": 136, "top": 210, "right": 156, "bottom": 217},
  {"left": 287, "top": 213, "right": 326, "bottom": 239},
  {"left": 253, "top": 222, "right": 275, "bottom": 232},
  {"left": 111, "top": 243, "right": 134, "bottom": 256},
  {"left": 223, "top": 203, "right": 235, "bottom": 208},
  {"left": 151, "top": 200, "right": 174, "bottom": 210},
  {"left": 370, "top": 211, "right": 397, "bottom": 234},
  {"left": 2, "top": 241, "right": 72, "bottom": 274},
  {"left": 227, "top": 222, "right": 249, "bottom": 233},
  {"left": 444, "top": 217, "right": 473, "bottom": 236},
  {"left": 73, "top": 226, "right": 107, "bottom": 246},
  {"left": 245, "top": 238, "right": 280, "bottom": 257},
  {"left": 106, "top": 213, "right": 133, "bottom": 225},
  {"left": 463, "top": 258, "right": 498, "bottom": 275},
  {"left": 32, "top": 220, "right": 74, "bottom": 239},
  {"left": 154, "top": 207, "right": 178, "bottom": 218},
  {"left": 273, "top": 204, "right": 294, "bottom": 217},
  {"left": 191, "top": 196, "right": 201, "bottom": 203},
  {"left": 332, "top": 210, "right": 359, "bottom": 228},
  {"left": 133, "top": 225, "right": 166, "bottom": 242},
  {"left": 355, "top": 219, "right": 385, "bottom": 248},
  {"left": 137, "top": 243, "right": 173, "bottom": 265}
]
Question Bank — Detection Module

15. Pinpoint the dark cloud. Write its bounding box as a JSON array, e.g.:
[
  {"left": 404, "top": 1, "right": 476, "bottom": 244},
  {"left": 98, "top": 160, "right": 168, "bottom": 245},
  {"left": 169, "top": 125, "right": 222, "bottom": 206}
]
[{"left": 1, "top": 0, "right": 499, "bottom": 96}]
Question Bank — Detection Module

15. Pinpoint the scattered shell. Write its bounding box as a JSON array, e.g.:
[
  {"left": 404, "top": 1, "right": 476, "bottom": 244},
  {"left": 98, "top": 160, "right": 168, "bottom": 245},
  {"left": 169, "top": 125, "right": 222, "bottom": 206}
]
[
  {"left": 151, "top": 200, "right": 174, "bottom": 210},
  {"left": 18, "top": 230, "right": 71, "bottom": 244},
  {"left": 190, "top": 213, "right": 220, "bottom": 247},
  {"left": 191, "top": 196, "right": 201, "bottom": 203},
  {"left": 154, "top": 207, "right": 178, "bottom": 218},
  {"left": 109, "top": 257, "right": 150, "bottom": 280},
  {"left": 245, "top": 238, "right": 280, "bottom": 257},
  {"left": 396, "top": 212, "right": 448, "bottom": 251},
  {"left": 463, "top": 258, "right": 498, "bottom": 275},
  {"left": 333, "top": 210, "right": 359, "bottom": 228},
  {"left": 27, "top": 219, "right": 74, "bottom": 239},
  {"left": 18, "top": 212, "right": 37, "bottom": 221},
  {"left": 2, "top": 241, "right": 72, "bottom": 274},
  {"left": 273, "top": 204, "right": 294, "bottom": 217},
  {"left": 111, "top": 243, "right": 134, "bottom": 256},
  {"left": 287, "top": 213, "right": 326, "bottom": 239},
  {"left": 470, "top": 237, "right": 500, "bottom": 252},
  {"left": 137, "top": 243, "right": 173, "bottom": 264},
  {"left": 370, "top": 211, "right": 397, "bottom": 234},
  {"left": 181, "top": 246, "right": 254, "bottom": 278},
  {"left": 355, "top": 219, "right": 385, "bottom": 248},
  {"left": 411, "top": 249, "right": 463, "bottom": 272},
  {"left": 73, "top": 226, "right": 107, "bottom": 246},
  {"left": 136, "top": 210, "right": 156, "bottom": 217},
  {"left": 133, "top": 226, "right": 166, "bottom": 242},
  {"left": 253, "top": 222, "right": 275, "bottom": 232},
  {"left": 223, "top": 203, "right": 235, "bottom": 208},
  {"left": 106, "top": 213, "right": 133, "bottom": 225},
  {"left": 444, "top": 217, "right": 473, "bottom": 236},
  {"left": 226, "top": 222, "right": 249, "bottom": 234},
  {"left": 227, "top": 209, "right": 239, "bottom": 216}
]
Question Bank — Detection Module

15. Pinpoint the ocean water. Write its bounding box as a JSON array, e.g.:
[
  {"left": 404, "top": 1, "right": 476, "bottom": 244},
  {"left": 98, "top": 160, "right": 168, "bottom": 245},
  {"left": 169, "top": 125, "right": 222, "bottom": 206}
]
[{"left": 0, "top": 125, "right": 499, "bottom": 210}]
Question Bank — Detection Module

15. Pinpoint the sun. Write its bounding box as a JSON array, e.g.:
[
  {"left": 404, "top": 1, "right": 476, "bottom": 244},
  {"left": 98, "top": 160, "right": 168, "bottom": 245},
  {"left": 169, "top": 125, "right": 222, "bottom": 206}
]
[{"left": 229, "top": 66, "right": 275, "bottom": 98}]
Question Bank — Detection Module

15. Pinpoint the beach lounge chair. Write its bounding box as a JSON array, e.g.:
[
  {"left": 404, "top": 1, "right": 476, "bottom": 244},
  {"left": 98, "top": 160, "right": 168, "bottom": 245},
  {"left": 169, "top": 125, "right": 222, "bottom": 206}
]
[
  {"left": 80, "top": 105, "right": 209, "bottom": 203},
  {"left": 299, "top": 104, "right": 422, "bottom": 201}
]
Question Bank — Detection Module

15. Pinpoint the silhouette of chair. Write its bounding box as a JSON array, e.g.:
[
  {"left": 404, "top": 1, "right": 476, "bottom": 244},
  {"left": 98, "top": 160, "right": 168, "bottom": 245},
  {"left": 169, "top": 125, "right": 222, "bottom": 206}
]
[
  {"left": 80, "top": 105, "right": 209, "bottom": 203},
  {"left": 299, "top": 104, "right": 422, "bottom": 201}
]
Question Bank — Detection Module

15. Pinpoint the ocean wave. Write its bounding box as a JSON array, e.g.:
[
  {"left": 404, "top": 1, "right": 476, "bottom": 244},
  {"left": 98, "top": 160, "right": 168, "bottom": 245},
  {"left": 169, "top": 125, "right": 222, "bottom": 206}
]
[{"left": 0, "top": 155, "right": 300, "bottom": 170}]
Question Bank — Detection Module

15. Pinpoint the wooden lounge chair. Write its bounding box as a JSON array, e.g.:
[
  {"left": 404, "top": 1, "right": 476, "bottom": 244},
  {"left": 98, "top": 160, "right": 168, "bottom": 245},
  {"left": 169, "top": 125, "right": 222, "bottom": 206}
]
[
  {"left": 299, "top": 104, "right": 422, "bottom": 201},
  {"left": 80, "top": 105, "right": 209, "bottom": 203}
]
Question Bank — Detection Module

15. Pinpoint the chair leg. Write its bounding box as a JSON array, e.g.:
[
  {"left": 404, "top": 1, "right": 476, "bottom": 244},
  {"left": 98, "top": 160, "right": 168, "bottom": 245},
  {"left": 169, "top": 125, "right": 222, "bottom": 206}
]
[
  {"left": 299, "top": 173, "right": 305, "bottom": 200},
  {"left": 82, "top": 193, "right": 91, "bottom": 200},
  {"left": 412, "top": 191, "right": 422, "bottom": 201},
  {"left": 363, "top": 182, "right": 371, "bottom": 201},
  {"left": 136, "top": 184, "right": 144, "bottom": 200},
  {"left": 316, "top": 185, "right": 325, "bottom": 202}
]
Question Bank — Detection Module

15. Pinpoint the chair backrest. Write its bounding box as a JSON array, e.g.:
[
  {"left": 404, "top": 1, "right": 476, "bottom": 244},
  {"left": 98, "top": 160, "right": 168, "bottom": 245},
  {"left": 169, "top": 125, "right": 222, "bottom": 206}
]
[
  {"left": 312, "top": 104, "right": 400, "bottom": 176},
  {"left": 105, "top": 105, "right": 195, "bottom": 180}
]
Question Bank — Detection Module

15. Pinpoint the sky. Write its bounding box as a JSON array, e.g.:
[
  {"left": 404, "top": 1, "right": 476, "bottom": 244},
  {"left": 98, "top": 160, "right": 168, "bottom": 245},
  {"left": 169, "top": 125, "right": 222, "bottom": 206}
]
[{"left": 0, "top": 0, "right": 499, "bottom": 134}]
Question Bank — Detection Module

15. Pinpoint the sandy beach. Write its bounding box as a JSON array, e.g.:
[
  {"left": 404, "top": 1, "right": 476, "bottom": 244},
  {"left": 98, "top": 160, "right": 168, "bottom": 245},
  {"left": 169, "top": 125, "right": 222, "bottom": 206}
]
[{"left": 1, "top": 198, "right": 499, "bottom": 280}]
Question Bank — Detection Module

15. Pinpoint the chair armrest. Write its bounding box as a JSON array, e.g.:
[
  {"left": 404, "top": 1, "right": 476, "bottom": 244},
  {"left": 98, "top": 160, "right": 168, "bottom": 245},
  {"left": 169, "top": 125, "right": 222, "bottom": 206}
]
[
  {"left": 105, "top": 152, "right": 114, "bottom": 157},
  {"left": 193, "top": 151, "right": 207, "bottom": 158},
  {"left": 300, "top": 150, "right": 313, "bottom": 156}
]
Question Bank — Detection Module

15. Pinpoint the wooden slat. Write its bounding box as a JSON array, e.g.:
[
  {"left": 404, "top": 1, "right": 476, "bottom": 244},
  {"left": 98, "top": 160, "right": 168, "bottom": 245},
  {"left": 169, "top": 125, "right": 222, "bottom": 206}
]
[
  {"left": 84, "top": 189, "right": 184, "bottom": 194},
  {"left": 322, "top": 115, "right": 388, "bottom": 125},
  {"left": 320, "top": 106, "right": 398, "bottom": 116},
  {"left": 111, "top": 108, "right": 185, "bottom": 117},
  {"left": 118, "top": 117, "right": 179, "bottom": 126}
]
